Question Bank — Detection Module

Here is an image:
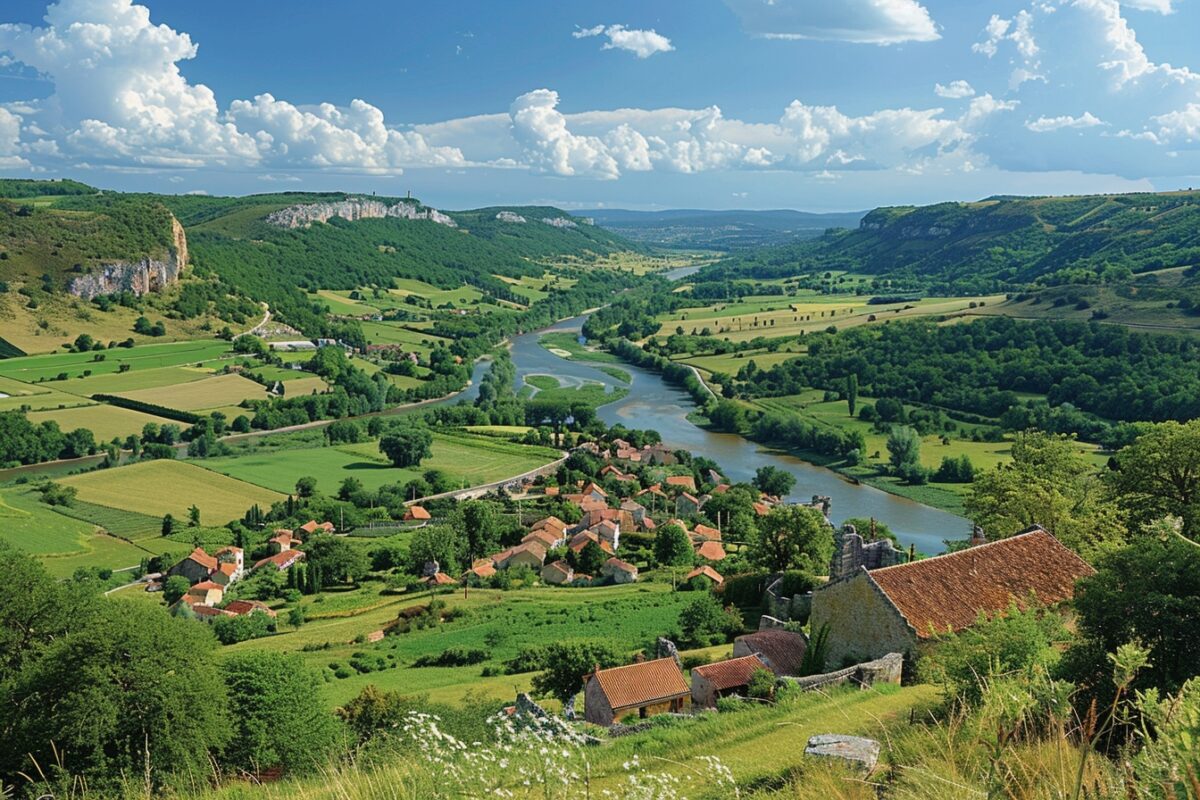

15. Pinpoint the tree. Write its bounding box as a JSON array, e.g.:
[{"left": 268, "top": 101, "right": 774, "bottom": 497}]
[
  {"left": 379, "top": 427, "right": 433, "bottom": 468},
  {"left": 965, "top": 431, "right": 1126, "bottom": 560},
  {"left": 654, "top": 522, "right": 694, "bottom": 567},
  {"left": 162, "top": 574, "right": 191, "bottom": 605},
  {"left": 708, "top": 400, "right": 747, "bottom": 434},
  {"left": 295, "top": 476, "right": 318, "bottom": 498},
  {"left": 161, "top": 513, "right": 175, "bottom": 537},
  {"left": 575, "top": 540, "right": 607, "bottom": 576},
  {"left": 305, "top": 537, "right": 368, "bottom": 585},
  {"left": 846, "top": 373, "right": 858, "bottom": 418},
  {"left": 338, "top": 477, "right": 364, "bottom": 501},
  {"left": 188, "top": 504, "right": 201, "bottom": 527},
  {"left": 1108, "top": 419, "right": 1200, "bottom": 536},
  {"left": 1, "top": 601, "right": 230, "bottom": 789},
  {"left": 747, "top": 504, "right": 833, "bottom": 573},
  {"left": 530, "top": 641, "right": 622, "bottom": 703},
  {"left": 886, "top": 425, "right": 921, "bottom": 472},
  {"left": 221, "top": 652, "right": 344, "bottom": 774},
  {"left": 457, "top": 500, "right": 501, "bottom": 563},
  {"left": 406, "top": 524, "right": 464, "bottom": 575},
  {"left": 1060, "top": 535, "right": 1200, "bottom": 709},
  {"left": 676, "top": 594, "right": 743, "bottom": 647},
  {"left": 753, "top": 465, "right": 796, "bottom": 498}
]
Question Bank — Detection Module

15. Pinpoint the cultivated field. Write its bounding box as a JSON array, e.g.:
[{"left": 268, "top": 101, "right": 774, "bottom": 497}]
[
  {"left": 0, "top": 339, "right": 232, "bottom": 382},
  {"left": 27, "top": 403, "right": 181, "bottom": 440},
  {"left": 112, "top": 372, "right": 269, "bottom": 412},
  {"left": 203, "top": 432, "right": 562, "bottom": 495},
  {"left": 58, "top": 459, "right": 286, "bottom": 524}
]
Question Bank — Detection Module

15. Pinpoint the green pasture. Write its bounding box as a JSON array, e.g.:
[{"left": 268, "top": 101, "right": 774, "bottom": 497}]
[
  {"left": 57, "top": 365, "right": 215, "bottom": 395},
  {"left": 360, "top": 322, "right": 448, "bottom": 353},
  {"left": 58, "top": 459, "right": 285, "bottom": 524},
  {"left": 113, "top": 372, "right": 269, "bottom": 412},
  {"left": 27, "top": 403, "right": 181, "bottom": 440},
  {"left": 316, "top": 290, "right": 382, "bottom": 316},
  {"left": 0, "top": 487, "right": 98, "bottom": 555},
  {"left": 0, "top": 339, "right": 232, "bottom": 382},
  {"left": 538, "top": 331, "right": 621, "bottom": 363}
]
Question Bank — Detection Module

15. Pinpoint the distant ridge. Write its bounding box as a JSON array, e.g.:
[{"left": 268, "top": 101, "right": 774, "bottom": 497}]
[{"left": 582, "top": 208, "right": 867, "bottom": 250}]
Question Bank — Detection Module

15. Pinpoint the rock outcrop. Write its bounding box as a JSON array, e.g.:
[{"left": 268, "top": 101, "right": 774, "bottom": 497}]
[
  {"left": 541, "top": 216, "right": 578, "bottom": 229},
  {"left": 266, "top": 198, "right": 457, "bottom": 229},
  {"left": 496, "top": 211, "right": 527, "bottom": 223},
  {"left": 67, "top": 216, "right": 188, "bottom": 300}
]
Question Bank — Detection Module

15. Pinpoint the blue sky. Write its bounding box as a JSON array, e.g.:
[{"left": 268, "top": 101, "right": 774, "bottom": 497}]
[{"left": 0, "top": 0, "right": 1198, "bottom": 211}]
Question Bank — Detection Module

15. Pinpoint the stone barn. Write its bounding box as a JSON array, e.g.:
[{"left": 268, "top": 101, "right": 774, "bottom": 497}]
[
  {"left": 809, "top": 526, "right": 1095, "bottom": 670},
  {"left": 583, "top": 657, "right": 689, "bottom": 726},
  {"left": 732, "top": 629, "right": 809, "bottom": 677},
  {"left": 690, "top": 654, "right": 768, "bottom": 708}
]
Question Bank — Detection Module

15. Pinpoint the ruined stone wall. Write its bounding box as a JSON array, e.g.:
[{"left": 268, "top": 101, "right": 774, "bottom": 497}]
[{"left": 809, "top": 571, "right": 915, "bottom": 670}]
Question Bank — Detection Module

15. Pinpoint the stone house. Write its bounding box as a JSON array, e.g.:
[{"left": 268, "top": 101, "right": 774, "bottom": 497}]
[
  {"left": 569, "top": 530, "right": 613, "bottom": 555},
  {"left": 583, "top": 657, "right": 690, "bottom": 725},
  {"left": 185, "top": 580, "right": 224, "bottom": 607},
  {"left": 268, "top": 530, "right": 301, "bottom": 554},
  {"left": 690, "top": 654, "right": 767, "bottom": 708},
  {"left": 675, "top": 492, "right": 702, "bottom": 517},
  {"left": 224, "top": 599, "right": 277, "bottom": 618},
  {"left": 601, "top": 557, "right": 638, "bottom": 584},
  {"left": 215, "top": 546, "right": 244, "bottom": 579},
  {"left": 522, "top": 529, "right": 563, "bottom": 550},
  {"left": 541, "top": 560, "right": 574, "bottom": 585},
  {"left": 620, "top": 500, "right": 647, "bottom": 525},
  {"left": 809, "top": 527, "right": 1095, "bottom": 670},
  {"left": 590, "top": 519, "right": 620, "bottom": 550},
  {"left": 691, "top": 524, "right": 721, "bottom": 542},
  {"left": 665, "top": 475, "right": 697, "bottom": 493},
  {"left": 169, "top": 547, "right": 218, "bottom": 584},
  {"left": 491, "top": 542, "right": 547, "bottom": 570},
  {"left": 733, "top": 629, "right": 809, "bottom": 677},
  {"left": 253, "top": 549, "right": 306, "bottom": 572}
]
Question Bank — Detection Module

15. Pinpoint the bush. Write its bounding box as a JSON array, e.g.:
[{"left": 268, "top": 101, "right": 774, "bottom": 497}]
[{"left": 412, "top": 648, "right": 490, "bottom": 668}]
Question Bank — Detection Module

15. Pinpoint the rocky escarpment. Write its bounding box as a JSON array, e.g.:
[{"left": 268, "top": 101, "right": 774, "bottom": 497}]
[
  {"left": 67, "top": 216, "right": 189, "bottom": 300},
  {"left": 267, "top": 198, "right": 457, "bottom": 229},
  {"left": 496, "top": 211, "right": 527, "bottom": 223},
  {"left": 541, "top": 216, "right": 578, "bottom": 229}
]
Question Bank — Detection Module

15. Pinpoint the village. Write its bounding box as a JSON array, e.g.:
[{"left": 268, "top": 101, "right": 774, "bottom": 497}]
[{"left": 150, "top": 428, "right": 1095, "bottom": 767}]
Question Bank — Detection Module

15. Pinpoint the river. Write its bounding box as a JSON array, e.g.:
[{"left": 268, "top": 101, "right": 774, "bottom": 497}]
[{"left": 450, "top": 271, "right": 970, "bottom": 553}]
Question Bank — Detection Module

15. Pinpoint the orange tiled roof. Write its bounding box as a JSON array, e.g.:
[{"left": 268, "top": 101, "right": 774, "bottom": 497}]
[
  {"left": 425, "top": 572, "right": 457, "bottom": 586},
  {"left": 691, "top": 654, "right": 766, "bottom": 690},
  {"left": 691, "top": 524, "right": 722, "bottom": 541},
  {"left": 523, "top": 529, "right": 561, "bottom": 548},
  {"left": 665, "top": 475, "right": 697, "bottom": 491},
  {"left": 589, "top": 657, "right": 689, "bottom": 712},
  {"left": 404, "top": 506, "right": 431, "bottom": 520},
  {"left": 184, "top": 547, "right": 218, "bottom": 571},
  {"left": 867, "top": 527, "right": 1095, "bottom": 639},
  {"left": 735, "top": 630, "right": 808, "bottom": 676},
  {"left": 191, "top": 580, "right": 223, "bottom": 592},
  {"left": 225, "top": 599, "right": 277, "bottom": 617},
  {"left": 532, "top": 516, "right": 566, "bottom": 533},
  {"left": 603, "top": 556, "right": 637, "bottom": 574},
  {"left": 253, "top": 550, "right": 306, "bottom": 570},
  {"left": 685, "top": 565, "right": 724, "bottom": 584},
  {"left": 464, "top": 563, "right": 497, "bottom": 579},
  {"left": 695, "top": 541, "right": 726, "bottom": 561}
]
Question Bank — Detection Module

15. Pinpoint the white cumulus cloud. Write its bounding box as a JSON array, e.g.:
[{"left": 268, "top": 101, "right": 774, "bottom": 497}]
[
  {"left": 723, "top": 0, "right": 939, "bottom": 45},
  {"left": 1151, "top": 103, "right": 1200, "bottom": 142},
  {"left": 1120, "top": 0, "right": 1175, "bottom": 13},
  {"left": 1026, "top": 111, "right": 1106, "bottom": 131},
  {"left": 573, "top": 24, "right": 673, "bottom": 58},
  {"left": 509, "top": 89, "right": 620, "bottom": 179},
  {"left": 935, "top": 80, "right": 976, "bottom": 99},
  {"left": 0, "top": 0, "right": 464, "bottom": 173}
]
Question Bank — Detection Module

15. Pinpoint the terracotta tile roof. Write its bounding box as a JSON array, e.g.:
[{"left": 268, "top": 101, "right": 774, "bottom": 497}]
[
  {"left": 867, "top": 527, "right": 1095, "bottom": 639},
  {"left": 225, "top": 599, "right": 276, "bottom": 617},
  {"left": 542, "top": 560, "right": 573, "bottom": 580},
  {"left": 640, "top": 518, "right": 657, "bottom": 531},
  {"left": 299, "top": 520, "right": 320, "bottom": 534},
  {"left": 665, "top": 475, "right": 697, "bottom": 492},
  {"left": 215, "top": 546, "right": 243, "bottom": 557},
  {"left": 463, "top": 563, "right": 497, "bottom": 579},
  {"left": 192, "top": 580, "right": 223, "bottom": 592},
  {"left": 580, "top": 482, "right": 607, "bottom": 498},
  {"left": 695, "top": 541, "right": 727, "bottom": 561},
  {"left": 752, "top": 502, "right": 772, "bottom": 516},
  {"left": 425, "top": 572, "right": 457, "bottom": 586},
  {"left": 691, "top": 654, "right": 766, "bottom": 690},
  {"left": 589, "top": 657, "right": 689, "bottom": 712},
  {"left": 404, "top": 506, "right": 431, "bottom": 520},
  {"left": 253, "top": 550, "right": 306, "bottom": 570},
  {"left": 620, "top": 500, "right": 645, "bottom": 513},
  {"left": 269, "top": 532, "right": 301, "bottom": 546},
  {"left": 192, "top": 604, "right": 233, "bottom": 618},
  {"left": 735, "top": 630, "right": 808, "bottom": 676},
  {"left": 543, "top": 486, "right": 560, "bottom": 496},
  {"left": 712, "top": 484, "right": 731, "bottom": 494},
  {"left": 692, "top": 524, "right": 722, "bottom": 541},
  {"left": 216, "top": 562, "right": 238, "bottom": 577},
  {"left": 579, "top": 497, "right": 608, "bottom": 514},
  {"left": 532, "top": 516, "right": 566, "bottom": 533},
  {"left": 685, "top": 565, "right": 724, "bottom": 584},
  {"left": 184, "top": 547, "right": 217, "bottom": 571},
  {"left": 603, "top": 557, "right": 638, "bottom": 574},
  {"left": 492, "top": 541, "right": 548, "bottom": 566},
  {"left": 522, "top": 530, "right": 562, "bottom": 548}
]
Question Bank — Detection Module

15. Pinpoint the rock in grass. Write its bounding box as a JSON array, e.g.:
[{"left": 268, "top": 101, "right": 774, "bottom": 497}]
[{"left": 804, "top": 734, "right": 880, "bottom": 772}]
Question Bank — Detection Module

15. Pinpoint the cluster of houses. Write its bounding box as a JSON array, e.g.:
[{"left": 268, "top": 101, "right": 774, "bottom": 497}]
[
  {"left": 157, "top": 520, "right": 335, "bottom": 620},
  {"left": 577, "top": 524, "right": 1095, "bottom": 726}
]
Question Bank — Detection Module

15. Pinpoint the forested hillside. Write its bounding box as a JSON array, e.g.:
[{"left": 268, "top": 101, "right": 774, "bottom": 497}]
[{"left": 701, "top": 191, "right": 1200, "bottom": 292}]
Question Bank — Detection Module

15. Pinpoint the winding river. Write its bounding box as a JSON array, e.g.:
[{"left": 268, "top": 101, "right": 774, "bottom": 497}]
[{"left": 451, "top": 265, "right": 969, "bottom": 553}]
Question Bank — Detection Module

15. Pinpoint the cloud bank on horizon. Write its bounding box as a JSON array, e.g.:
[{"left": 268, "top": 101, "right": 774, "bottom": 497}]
[{"left": 0, "top": 0, "right": 1197, "bottom": 207}]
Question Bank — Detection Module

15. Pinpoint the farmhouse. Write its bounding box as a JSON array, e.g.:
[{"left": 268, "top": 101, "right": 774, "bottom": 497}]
[
  {"left": 491, "top": 542, "right": 547, "bottom": 570},
  {"left": 569, "top": 530, "right": 613, "bottom": 555},
  {"left": 522, "top": 529, "right": 563, "bottom": 549},
  {"left": 253, "top": 550, "right": 306, "bottom": 571},
  {"left": 675, "top": 492, "right": 702, "bottom": 517},
  {"left": 462, "top": 560, "right": 497, "bottom": 582},
  {"left": 403, "top": 506, "right": 431, "bottom": 522},
  {"left": 185, "top": 580, "right": 224, "bottom": 607},
  {"left": 424, "top": 572, "right": 457, "bottom": 587},
  {"left": 690, "top": 654, "right": 768, "bottom": 708},
  {"left": 733, "top": 629, "right": 809, "bottom": 677},
  {"left": 169, "top": 548, "right": 219, "bottom": 584},
  {"left": 695, "top": 541, "right": 727, "bottom": 562},
  {"left": 583, "top": 657, "right": 690, "bottom": 725},
  {"left": 691, "top": 523, "right": 721, "bottom": 542},
  {"left": 685, "top": 565, "right": 724, "bottom": 587},
  {"left": 809, "top": 527, "right": 1095, "bottom": 669},
  {"left": 298, "top": 520, "right": 335, "bottom": 536},
  {"left": 601, "top": 557, "right": 638, "bottom": 584},
  {"left": 541, "top": 560, "right": 574, "bottom": 585},
  {"left": 269, "top": 530, "right": 301, "bottom": 553},
  {"left": 224, "top": 599, "right": 277, "bottom": 618},
  {"left": 665, "top": 475, "right": 697, "bottom": 493}
]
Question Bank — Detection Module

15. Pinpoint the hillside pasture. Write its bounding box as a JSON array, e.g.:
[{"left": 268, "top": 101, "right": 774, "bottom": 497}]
[
  {"left": 0, "top": 339, "right": 231, "bottom": 382},
  {"left": 112, "top": 372, "right": 269, "bottom": 412},
  {"left": 0, "top": 487, "right": 98, "bottom": 555},
  {"left": 58, "top": 459, "right": 285, "bottom": 524},
  {"left": 203, "top": 432, "right": 561, "bottom": 494},
  {"left": 57, "top": 364, "right": 214, "bottom": 395},
  {"left": 27, "top": 403, "right": 181, "bottom": 440}
]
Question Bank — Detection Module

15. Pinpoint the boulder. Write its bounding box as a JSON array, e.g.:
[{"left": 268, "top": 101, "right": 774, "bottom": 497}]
[{"left": 804, "top": 734, "right": 880, "bottom": 772}]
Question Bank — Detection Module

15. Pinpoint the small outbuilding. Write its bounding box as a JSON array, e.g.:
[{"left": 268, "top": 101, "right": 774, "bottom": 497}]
[
  {"left": 583, "top": 657, "right": 690, "bottom": 726},
  {"left": 690, "top": 654, "right": 768, "bottom": 708},
  {"left": 733, "top": 629, "right": 809, "bottom": 677}
]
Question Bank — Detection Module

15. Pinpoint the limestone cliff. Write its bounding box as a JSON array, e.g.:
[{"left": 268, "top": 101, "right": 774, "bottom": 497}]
[
  {"left": 67, "top": 216, "right": 189, "bottom": 300},
  {"left": 266, "top": 197, "right": 457, "bottom": 229}
]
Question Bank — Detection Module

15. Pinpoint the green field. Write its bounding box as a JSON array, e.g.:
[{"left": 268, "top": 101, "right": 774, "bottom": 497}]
[
  {"left": 27, "top": 403, "right": 182, "bottom": 440},
  {"left": 113, "top": 372, "right": 269, "bottom": 411},
  {"left": 56, "top": 365, "right": 215, "bottom": 395},
  {"left": 539, "top": 331, "right": 621, "bottom": 363},
  {"left": 203, "top": 432, "right": 562, "bottom": 495},
  {"left": 316, "top": 290, "right": 382, "bottom": 316},
  {"left": 0, "top": 487, "right": 99, "bottom": 555},
  {"left": 360, "top": 321, "right": 448, "bottom": 354},
  {"left": 0, "top": 339, "right": 232, "bottom": 382},
  {"left": 58, "top": 459, "right": 286, "bottom": 524}
]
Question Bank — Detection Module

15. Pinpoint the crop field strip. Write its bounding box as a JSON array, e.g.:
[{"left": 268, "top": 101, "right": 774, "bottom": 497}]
[
  {"left": 0, "top": 339, "right": 233, "bottom": 382},
  {"left": 58, "top": 459, "right": 286, "bottom": 524},
  {"left": 26, "top": 403, "right": 183, "bottom": 440},
  {"left": 111, "top": 372, "right": 269, "bottom": 412}
]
